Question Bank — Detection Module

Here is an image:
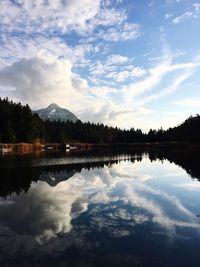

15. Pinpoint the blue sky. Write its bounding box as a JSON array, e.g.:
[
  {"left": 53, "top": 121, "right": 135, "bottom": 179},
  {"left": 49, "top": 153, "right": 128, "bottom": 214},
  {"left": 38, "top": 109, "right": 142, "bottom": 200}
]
[{"left": 0, "top": 0, "right": 200, "bottom": 130}]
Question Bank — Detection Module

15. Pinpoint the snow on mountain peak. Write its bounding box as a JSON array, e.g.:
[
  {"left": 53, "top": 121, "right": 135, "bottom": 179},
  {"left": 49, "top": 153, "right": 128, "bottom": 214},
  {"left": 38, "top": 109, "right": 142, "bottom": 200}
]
[{"left": 33, "top": 103, "right": 78, "bottom": 122}]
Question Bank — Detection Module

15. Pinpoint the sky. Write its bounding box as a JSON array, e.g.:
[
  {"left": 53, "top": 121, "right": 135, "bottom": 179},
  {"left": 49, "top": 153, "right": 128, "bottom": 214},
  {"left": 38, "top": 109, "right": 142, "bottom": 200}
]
[{"left": 0, "top": 0, "right": 200, "bottom": 131}]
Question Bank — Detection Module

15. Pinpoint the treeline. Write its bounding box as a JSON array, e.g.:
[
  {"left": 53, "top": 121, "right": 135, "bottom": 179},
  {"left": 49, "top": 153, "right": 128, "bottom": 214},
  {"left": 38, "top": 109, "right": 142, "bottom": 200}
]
[
  {"left": 0, "top": 98, "right": 44, "bottom": 143},
  {"left": 0, "top": 97, "right": 200, "bottom": 143}
]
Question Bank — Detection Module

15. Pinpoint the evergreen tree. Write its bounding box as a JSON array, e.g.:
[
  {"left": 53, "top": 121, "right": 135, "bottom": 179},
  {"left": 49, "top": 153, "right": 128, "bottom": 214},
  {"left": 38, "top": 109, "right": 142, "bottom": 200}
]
[{"left": 1, "top": 97, "right": 200, "bottom": 144}]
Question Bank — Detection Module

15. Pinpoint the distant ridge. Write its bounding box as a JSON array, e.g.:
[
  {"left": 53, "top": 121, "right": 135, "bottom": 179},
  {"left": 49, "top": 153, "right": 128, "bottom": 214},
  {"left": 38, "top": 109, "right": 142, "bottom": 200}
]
[{"left": 33, "top": 103, "right": 78, "bottom": 122}]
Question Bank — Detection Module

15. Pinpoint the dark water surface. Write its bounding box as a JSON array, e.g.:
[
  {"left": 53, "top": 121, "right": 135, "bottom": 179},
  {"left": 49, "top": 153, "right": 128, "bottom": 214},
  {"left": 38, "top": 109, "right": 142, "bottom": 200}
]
[{"left": 0, "top": 149, "right": 200, "bottom": 267}]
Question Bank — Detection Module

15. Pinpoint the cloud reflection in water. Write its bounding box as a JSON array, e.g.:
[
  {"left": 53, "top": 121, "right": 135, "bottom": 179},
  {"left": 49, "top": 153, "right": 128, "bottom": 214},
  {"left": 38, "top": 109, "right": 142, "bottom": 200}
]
[{"left": 0, "top": 157, "right": 200, "bottom": 262}]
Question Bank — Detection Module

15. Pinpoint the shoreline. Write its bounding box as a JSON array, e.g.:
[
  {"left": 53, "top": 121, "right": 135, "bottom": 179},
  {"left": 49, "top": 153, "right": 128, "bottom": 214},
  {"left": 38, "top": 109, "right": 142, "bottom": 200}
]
[
  {"left": 0, "top": 141, "right": 200, "bottom": 155},
  {"left": 0, "top": 142, "right": 93, "bottom": 155}
]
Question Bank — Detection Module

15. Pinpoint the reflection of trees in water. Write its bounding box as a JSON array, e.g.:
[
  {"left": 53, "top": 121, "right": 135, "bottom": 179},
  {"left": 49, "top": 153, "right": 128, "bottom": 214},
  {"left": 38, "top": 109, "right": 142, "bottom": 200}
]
[
  {"left": 150, "top": 150, "right": 200, "bottom": 180},
  {"left": 0, "top": 152, "right": 144, "bottom": 198},
  {"left": 1, "top": 149, "right": 200, "bottom": 198},
  {"left": 0, "top": 167, "right": 37, "bottom": 198}
]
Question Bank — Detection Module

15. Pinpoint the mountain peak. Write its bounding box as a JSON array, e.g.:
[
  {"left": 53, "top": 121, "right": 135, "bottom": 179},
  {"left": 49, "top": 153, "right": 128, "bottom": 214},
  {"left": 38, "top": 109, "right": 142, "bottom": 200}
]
[
  {"left": 47, "top": 103, "right": 60, "bottom": 110},
  {"left": 33, "top": 103, "right": 78, "bottom": 122}
]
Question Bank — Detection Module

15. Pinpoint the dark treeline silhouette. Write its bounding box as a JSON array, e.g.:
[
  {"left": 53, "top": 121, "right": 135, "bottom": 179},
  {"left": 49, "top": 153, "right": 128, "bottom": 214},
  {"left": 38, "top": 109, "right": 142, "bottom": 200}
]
[
  {"left": 1, "top": 97, "right": 200, "bottom": 143},
  {"left": 0, "top": 98, "right": 44, "bottom": 143}
]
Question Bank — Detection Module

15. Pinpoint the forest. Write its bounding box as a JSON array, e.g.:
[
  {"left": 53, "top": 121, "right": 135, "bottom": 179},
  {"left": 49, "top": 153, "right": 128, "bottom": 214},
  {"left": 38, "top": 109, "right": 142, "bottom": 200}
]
[{"left": 0, "top": 97, "right": 200, "bottom": 144}]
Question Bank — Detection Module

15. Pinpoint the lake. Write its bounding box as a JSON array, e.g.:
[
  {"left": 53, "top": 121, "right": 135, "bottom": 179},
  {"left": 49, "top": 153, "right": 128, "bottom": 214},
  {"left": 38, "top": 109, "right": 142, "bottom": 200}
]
[{"left": 0, "top": 149, "right": 200, "bottom": 267}]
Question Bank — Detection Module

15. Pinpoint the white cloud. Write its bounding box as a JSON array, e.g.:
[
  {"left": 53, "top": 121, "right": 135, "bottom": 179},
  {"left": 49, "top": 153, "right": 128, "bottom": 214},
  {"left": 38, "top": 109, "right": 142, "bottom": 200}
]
[
  {"left": 123, "top": 57, "right": 172, "bottom": 104},
  {"left": 106, "top": 67, "right": 146, "bottom": 83},
  {"left": 0, "top": 52, "right": 126, "bottom": 125},
  {"left": 87, "top": 6, "right": 127, "bottom": 29},
  {"left": 137, "top": 68, "right": 196, "bottom": 106},
  {"left": 0, "top": 53, "right": 129, "bottom": 126},
  {"left": 172, "top": 11, "right": 193, "bottom": 24},
  {"left": 0, "top": 0, "right": 101, "bottom": 34},
  {"left": 173, "top": 97, "right": 200, "bottom": 108},
  {"left": 0, "top": 0, "right": 139, "bottom": 43},
  {"left": 175, "top": 181, "right": 200, "bottom": 191},
  {"left": 106, "top": 54, "right": 129, "bottom": 65},
  {"left": 89, "top": 55, "right": 146, "bottom": 85},
  {"left": 130, "top": 67, "right": 147, "bottom": 77},
  {"left": 105, "top": 106, "right": 153, "bottom": 129},
  {"left": 89, "top": 61, "right": 116, "bottom": 76},
  {"left": 98, "top": 22, "right": 141, "bottom": 42},
  {"left": 172, "top": 3, "right": 200, "bottom": 24},
  {"left": 105, "top": 71, "right": 126, "bottom": 82},
  {"left": 123, "top": 56, "right": 200, "bottom": 107},
  {"left": 0, "top": 34, "right": 94, "bottom": 70},
  {"left": 0, "top": 55, "right": 87, "bottom": 110}
]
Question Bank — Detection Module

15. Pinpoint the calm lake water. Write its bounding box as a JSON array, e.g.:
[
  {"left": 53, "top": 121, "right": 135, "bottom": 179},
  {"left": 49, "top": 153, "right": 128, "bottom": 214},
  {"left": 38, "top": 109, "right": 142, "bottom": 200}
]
[{"left": 0, "top": 149, "right": 200, "bottom": 267}]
